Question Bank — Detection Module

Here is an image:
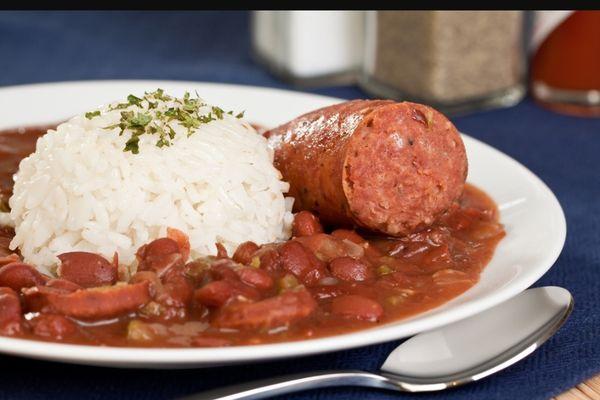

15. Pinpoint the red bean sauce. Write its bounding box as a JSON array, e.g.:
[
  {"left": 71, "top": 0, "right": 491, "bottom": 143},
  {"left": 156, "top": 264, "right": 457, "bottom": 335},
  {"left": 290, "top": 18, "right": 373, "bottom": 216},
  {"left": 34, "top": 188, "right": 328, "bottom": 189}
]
[{"left": 0, "top": 126, "right": 504, "bottom": 347}]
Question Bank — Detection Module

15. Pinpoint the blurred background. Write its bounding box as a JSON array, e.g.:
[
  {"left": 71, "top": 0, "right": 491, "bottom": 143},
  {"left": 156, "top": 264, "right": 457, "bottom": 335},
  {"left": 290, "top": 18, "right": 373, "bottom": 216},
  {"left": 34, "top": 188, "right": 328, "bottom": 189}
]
[
  {"left": 0, "top": 10, "right": 598, "bottom": 117},
  {"left": 0, "top": 10, "right": 599, "bottom": 400}
]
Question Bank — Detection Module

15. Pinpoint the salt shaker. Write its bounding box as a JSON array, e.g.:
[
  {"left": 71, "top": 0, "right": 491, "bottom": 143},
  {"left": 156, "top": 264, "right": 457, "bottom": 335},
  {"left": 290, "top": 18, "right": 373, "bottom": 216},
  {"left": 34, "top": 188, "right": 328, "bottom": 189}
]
[
  {"left": 251, "top": 11, "right": 364, "bottom": 86},
  {"left": 361, "top": 11, "right": 526, "bottom": 114}
]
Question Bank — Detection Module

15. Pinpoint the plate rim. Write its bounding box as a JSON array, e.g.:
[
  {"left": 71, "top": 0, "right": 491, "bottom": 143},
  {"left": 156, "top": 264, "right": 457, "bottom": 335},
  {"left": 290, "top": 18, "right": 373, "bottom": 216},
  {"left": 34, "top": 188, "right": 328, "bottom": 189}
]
[{"left": 0, "top": 79, "right": 567, "bottom": 367}]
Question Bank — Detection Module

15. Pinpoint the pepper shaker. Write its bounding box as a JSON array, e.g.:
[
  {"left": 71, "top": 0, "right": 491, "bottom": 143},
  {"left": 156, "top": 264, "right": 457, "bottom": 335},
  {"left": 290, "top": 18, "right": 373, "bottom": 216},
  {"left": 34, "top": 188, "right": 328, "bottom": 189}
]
[{"left": 360, "top": 11, "right": 527, "bottom": 114}]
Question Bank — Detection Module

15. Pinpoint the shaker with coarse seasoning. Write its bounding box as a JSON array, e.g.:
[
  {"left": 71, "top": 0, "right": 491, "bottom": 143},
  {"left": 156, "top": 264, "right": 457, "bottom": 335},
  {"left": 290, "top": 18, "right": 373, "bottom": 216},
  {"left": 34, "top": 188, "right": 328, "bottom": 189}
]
[{"left": 361, "top": 11, "right": 526, "bottom": 114}]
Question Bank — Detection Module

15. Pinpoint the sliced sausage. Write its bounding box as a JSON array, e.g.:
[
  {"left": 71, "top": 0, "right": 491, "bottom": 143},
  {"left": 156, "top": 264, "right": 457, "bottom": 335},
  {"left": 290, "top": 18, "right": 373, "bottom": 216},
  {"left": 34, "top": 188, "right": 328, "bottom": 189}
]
[
  {"left": 214, "top": 289, "right": 317, "bottom": 329},
  {"left": 194, "top": 280, "right": 259, "bottom": 308},
  {"left": 236, "top": 267, "right": 274, "bottom": 291},
  {"left": 45, "top": 279, "right": 82, "bottom": 293},
  {"left": 23, "top": 281, "right": 151, "bottom": 320}
]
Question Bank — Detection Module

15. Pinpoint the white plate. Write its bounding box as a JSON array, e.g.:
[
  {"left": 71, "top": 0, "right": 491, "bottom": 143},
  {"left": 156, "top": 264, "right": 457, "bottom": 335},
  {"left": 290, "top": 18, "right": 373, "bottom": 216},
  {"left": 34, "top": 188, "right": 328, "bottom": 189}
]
[{"left": 0, "top": 80, "right": 566, "bottom": 368}]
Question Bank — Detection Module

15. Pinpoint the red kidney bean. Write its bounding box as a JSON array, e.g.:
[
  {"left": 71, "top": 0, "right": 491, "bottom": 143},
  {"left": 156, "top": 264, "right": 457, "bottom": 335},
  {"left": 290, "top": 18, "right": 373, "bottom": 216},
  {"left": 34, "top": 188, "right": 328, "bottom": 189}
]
[
  {"left": 331, "top": 295, "right": 383, "bottom": 322},
  {"left": 295, "top": 234, "right": 347, "bottom": 262},
  {"left": 331, "top": 229, "right": 366, "bottom": 244},
  {"left": 30, "top": 314, "right": 77, "bottom": 340},
  {"left": 160, "top": 262, "right": 188, "bottom": 283},
  {"left": 214, "top": 289, "right": 317, "bottom": 329},
  {"left": 209, "top": 262, "right": 239, "bottom": 281},
  {"left": 45, "top": 279, "right": 82, "bottom": 293},
  {"left": 183, "top": 259, "right": 209, "bottom": 285},
  {"left": 215, "top": 243, "right": 228, "bottom": 259},
  {"left": 0, "top": 287, "right": 23, "bottom": 335},
  {"left": 161, "top": 275, "right": 194, "bottom": 308},
  {"left": 329, "top": 257, "right": 374, "bottom": 282},
  {"left": 292, "top": 211, "right": 324, "bottom": 237},
  {"left": 133, "top": 270, "right": 185, "bottom": 302},
  {"left": 194, "top": 281, "right": 233, "bottom": 307},
  {"left": 131, "top": 271, "right": 190, "bottom": 321},
  {"left": 23, "top": 281, "right": 151, "bottom": 320},
  {"left": 256, "top": 247, "right": 281, "bottom": 272},
  {"left": 232, "top": 241, "right": 260, "bottom": 265},
  {"left": 139, "top": 238, "right": 180, "bottom": 259},
  {"left": 0, "top": 262, "right": 48, "bottom": 291},
  {"left": 236, "top": 267, "right": 274, "bottom": 291},
  {"left": 279, "top": 241, "right": 327, "bottom": 286},
  {"left": 166, "top": 227, "right": 191, "bottom": 261},
  {"left": 136, "top": 238, "right": 184, "bottom": 275},
  {"left": 57, "top": 252, "right": 117, "bottom": 288}
]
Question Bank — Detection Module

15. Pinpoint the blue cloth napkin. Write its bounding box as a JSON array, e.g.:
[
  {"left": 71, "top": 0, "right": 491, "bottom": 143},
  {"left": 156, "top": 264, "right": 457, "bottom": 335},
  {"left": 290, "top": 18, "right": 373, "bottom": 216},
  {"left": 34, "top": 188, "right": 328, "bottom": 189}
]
[{"left": 0, "top": 11, "right": 599, "bottom": 400}]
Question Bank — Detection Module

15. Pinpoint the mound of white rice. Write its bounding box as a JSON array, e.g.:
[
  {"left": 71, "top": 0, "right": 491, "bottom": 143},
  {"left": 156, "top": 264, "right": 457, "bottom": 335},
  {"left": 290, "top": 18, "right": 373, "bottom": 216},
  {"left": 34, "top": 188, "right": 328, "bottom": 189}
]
[{"left": 4, "top": 90, "right": 293, "bottom": 272}]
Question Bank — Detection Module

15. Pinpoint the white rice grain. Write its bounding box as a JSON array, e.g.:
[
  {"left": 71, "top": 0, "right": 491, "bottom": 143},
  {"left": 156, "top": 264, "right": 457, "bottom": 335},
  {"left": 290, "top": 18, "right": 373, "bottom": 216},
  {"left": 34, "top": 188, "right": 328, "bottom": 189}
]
[{"left": 7, "top": 93, "right": 293, "bottom": 272}]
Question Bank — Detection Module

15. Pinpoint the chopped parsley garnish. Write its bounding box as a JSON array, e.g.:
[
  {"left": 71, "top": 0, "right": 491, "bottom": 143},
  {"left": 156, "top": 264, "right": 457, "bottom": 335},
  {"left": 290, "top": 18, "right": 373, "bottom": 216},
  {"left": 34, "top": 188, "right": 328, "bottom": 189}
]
[
  {"left": 85, "top": 111, "right": 101, "bottom": 119},
  {"left": 127, "top": 94, "right": 143, "bottom": 106},
  {"left": 83, "top": 89, "right": 244, "bottom": 154}
]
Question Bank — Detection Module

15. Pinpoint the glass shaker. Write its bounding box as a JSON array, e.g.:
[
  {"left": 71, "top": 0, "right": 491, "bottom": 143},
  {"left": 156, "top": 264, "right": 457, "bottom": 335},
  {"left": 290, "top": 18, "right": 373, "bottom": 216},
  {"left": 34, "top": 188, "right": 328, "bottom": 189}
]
[
  {"left": 531, "top": 11, "right": 600, "bottom": 117},
  {"left": 361, "top": 11, "right": 527, "bottom": 114},
  {"left": 251, "top": 11, "right": 364, "bottom": 86}
]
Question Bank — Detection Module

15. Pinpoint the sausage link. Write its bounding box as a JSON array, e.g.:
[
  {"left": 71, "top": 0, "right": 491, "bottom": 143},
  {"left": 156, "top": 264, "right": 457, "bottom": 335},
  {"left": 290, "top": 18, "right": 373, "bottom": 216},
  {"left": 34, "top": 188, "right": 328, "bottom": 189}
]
[{"left": 266, "top": 100, "right": 467, "bottom": 236}]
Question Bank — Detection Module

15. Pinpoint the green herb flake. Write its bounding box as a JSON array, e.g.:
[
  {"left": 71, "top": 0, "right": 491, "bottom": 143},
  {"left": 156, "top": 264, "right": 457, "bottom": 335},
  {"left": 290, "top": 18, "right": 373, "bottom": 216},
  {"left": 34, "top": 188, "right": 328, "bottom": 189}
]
[
  {"left": 164, "top": 108, "right": 178, "bottom": 118},
  {"left": 124, "top": 135, "right": 140, "bottom": 154},
  {"left": 127, "top": 94, "right": 143, "bottom": 106},
  {"left": 85, "top": 111, "right": 101, "bottom": 120},
  {"left": 130, "top": 113, "right": 152, "bottom": 127},
  {"left": 235, "top": 111, "right": 245, "bottom": 119},
  {"left": 102, "top": 90, "right": 243, "bottom": 154},
  {"left": 212, "top": 106, "right": 224, "bottom": 120},
  {"left": 167, "top": 126, "right": 176, "bottom": 139}
]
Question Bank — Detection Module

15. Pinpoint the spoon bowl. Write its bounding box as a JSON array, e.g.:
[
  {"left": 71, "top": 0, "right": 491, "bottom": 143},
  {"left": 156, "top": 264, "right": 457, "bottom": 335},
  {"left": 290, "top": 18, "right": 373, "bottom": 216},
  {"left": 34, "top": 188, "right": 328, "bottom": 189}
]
[{"left": 183, "top": 286, "right": 573, "bottom": 400}]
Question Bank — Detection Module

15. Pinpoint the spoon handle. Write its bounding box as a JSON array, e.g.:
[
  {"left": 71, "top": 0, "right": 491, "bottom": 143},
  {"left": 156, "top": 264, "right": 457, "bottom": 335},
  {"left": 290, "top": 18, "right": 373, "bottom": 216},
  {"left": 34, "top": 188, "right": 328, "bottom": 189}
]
[{"left": 178, "top": 370, "right": 398, "bottom": 400}]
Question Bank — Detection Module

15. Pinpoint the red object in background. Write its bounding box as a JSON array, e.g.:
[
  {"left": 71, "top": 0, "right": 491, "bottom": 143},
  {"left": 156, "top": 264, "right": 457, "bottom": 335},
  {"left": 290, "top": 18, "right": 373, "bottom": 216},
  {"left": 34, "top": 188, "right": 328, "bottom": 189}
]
[{"left": 531, "top": 11, "right": 600, "bottom": 117}]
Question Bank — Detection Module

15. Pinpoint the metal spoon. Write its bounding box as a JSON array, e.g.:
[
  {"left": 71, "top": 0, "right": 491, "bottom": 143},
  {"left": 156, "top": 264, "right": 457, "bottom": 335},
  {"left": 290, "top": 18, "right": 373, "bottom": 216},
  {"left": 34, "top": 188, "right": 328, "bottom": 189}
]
[{"left": 182, "top": 286, "right": 573, "bottom": 400}]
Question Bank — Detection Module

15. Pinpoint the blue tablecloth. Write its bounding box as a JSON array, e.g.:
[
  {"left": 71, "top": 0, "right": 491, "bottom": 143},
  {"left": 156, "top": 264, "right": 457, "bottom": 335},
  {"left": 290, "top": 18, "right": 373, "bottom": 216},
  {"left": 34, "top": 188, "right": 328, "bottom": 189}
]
[{"left": 0, "top": 11, "right": 599, "bottom": 400}]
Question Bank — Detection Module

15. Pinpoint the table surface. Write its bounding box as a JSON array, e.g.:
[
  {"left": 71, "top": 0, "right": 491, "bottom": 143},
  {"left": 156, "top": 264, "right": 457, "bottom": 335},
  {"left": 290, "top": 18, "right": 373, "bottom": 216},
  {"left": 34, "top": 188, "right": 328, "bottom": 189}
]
[{"left": 0, "top": 11, "right": 599, "bottom": 400}]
